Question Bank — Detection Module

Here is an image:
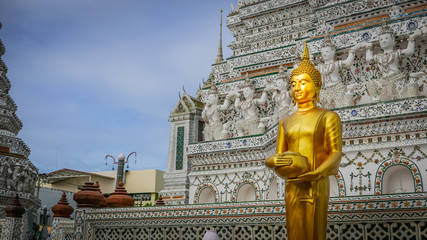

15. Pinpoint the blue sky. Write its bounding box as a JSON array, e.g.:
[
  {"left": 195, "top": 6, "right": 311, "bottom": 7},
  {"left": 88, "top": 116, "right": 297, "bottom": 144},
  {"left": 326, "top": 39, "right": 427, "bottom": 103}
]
[{"left": 0, "top": 0, "right": 236, "bottom": 173}]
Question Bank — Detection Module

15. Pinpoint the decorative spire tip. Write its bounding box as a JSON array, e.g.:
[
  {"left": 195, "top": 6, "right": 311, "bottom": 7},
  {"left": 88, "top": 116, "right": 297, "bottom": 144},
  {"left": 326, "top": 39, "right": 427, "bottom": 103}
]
[{"left": 303, "top": 41, "right": 310, "bottom": 60}]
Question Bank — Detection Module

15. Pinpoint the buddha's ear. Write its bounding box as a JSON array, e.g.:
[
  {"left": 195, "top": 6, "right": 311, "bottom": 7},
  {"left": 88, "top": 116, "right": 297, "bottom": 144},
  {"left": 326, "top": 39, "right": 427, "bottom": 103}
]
[{"left": 316, "top": 88, "right": 321, "bottom": 103}]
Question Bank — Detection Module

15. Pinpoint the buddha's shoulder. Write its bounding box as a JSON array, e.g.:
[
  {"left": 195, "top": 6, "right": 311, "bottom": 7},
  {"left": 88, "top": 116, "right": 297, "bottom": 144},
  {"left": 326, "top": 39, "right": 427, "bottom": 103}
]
[
  {"left": 301, "top": 107, "right": 341, "bottom": 120},
  {"left": 318, "top": 108, "right": 341, "bottom": 122}
]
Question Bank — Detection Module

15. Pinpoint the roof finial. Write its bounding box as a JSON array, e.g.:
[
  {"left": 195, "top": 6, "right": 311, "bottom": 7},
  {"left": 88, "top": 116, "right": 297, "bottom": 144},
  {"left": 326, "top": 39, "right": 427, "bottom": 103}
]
[
  {"left": 215, "top": 9, "right": 224, "bottom": 64},
  {"left": 303, "top": 41, "right": 310, "bottom": 60}
]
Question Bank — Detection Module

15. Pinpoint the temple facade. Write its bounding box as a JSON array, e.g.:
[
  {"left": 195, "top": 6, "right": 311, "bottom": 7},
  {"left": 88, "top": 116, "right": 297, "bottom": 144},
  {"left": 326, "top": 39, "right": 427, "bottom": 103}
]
[
  {"left": 40, "top": 1, "right": 427, "bottom": 239},
  {"left": 160, "top": 0, "right": 427, "bottom": 205},
  {"left": 0, "top": 22, "right": 40, "bottom": 237}
]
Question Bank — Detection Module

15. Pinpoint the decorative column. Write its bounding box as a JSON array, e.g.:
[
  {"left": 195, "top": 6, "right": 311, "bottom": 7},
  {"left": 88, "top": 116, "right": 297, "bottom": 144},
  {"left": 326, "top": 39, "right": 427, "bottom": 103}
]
[
  {"left": 50, "top": 192, "right": 74, "bottom": 240},
  {"left": 160, "top": 92, "right": 203, "bottom": 205},
  {"left": 0, "top": 194, "right": 25, "bottom": 240}
]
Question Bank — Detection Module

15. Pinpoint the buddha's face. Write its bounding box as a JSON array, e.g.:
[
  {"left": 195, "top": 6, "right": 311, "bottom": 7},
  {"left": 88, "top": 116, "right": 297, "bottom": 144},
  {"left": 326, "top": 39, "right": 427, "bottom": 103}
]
[
  {"left": 207, "top": 94, "right": 219, "bottom": 106},
  {"left": 379, "top": 33, "right": 395, "bottom": 50},
  {"left": 321, "top": 46, "right": 335, "bottom": 61},
  {"left": 291, "top": 73, "right": 317, "bottom": 104},
  {"left": 243, "top": 87, "right": 254, "bottom": 99}
]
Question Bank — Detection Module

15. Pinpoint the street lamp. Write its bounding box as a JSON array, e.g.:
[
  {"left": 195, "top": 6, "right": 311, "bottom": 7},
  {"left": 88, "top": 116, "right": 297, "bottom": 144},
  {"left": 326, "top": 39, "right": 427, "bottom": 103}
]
[{"left": 105, "top": 152, "right": 136, "bottom": 187}]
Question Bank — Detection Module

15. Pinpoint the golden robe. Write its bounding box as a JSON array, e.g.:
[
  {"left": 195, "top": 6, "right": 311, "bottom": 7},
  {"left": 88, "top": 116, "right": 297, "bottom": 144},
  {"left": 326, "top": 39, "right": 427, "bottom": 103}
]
[{"left": 276, "top": 107, "right": 342, "bottom": 240}]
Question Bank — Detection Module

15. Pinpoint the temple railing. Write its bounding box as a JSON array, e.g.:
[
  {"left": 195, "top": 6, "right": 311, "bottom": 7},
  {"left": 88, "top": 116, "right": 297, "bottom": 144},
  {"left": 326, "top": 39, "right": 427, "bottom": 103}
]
[{"left": 70, "top": 193, "right": 427, "bottom": 240}]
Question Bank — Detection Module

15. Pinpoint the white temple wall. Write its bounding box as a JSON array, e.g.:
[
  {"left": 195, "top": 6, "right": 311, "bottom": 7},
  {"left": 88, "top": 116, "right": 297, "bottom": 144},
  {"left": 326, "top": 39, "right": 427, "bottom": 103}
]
[
  {"left": 339, "top": 143, "right": 426, "bottom": 196},
  {"left": 189, "top": 167, "right": 287, "bottom": 204}
]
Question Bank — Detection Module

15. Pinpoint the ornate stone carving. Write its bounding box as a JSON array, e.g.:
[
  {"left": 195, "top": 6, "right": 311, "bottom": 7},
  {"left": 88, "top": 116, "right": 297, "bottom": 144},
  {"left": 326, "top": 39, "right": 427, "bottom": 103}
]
[
  {"left": 201, "top": 85, "right": 231, "bottom": 141},
  {"left": 317, "top": 33, "right": 361, "bottom": 108},
  {"left": 364, "top": 23, "right": 422, "bottom": 102},
  {"left": 264, "top": 66, "right": 293, "bottom": 123},
  {"left": 227, "top": 74, "right": 268, "bottom": 137}
]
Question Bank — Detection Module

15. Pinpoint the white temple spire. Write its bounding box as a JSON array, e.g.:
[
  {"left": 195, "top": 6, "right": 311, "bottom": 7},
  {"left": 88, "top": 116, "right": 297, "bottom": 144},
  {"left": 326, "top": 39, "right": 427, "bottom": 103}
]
[{"left": 215, "top": 9, "right": 224, "bottom": 64}]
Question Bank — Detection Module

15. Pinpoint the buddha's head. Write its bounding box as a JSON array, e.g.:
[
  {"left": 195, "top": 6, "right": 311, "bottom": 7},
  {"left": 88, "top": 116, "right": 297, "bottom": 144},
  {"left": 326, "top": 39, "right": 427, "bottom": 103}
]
[
  {"left": 379, "top": 23, "right": 396, "bottom": 50},
  {"left": 290, "top": 42, "right": 322, "bottom": 104}
]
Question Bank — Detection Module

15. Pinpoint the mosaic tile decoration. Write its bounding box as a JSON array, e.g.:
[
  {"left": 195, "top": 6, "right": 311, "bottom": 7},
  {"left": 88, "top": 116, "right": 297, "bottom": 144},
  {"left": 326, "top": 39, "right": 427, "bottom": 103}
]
[
  {"left": 84, "top": 193, "right": 426, "bottom": 226},
  {"left": 188, "top": 97, "right": 427, "bottom": 154},
  {"left": 175, "top": 126, "right": 185, "bottom": 170}
]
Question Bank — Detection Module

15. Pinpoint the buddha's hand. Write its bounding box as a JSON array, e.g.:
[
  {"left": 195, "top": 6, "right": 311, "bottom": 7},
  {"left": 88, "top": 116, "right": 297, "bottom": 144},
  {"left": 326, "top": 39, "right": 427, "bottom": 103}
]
[
  {"left": 265, "top": 154, "right": 293, "bottom": 169},
  {"left": 289, "top": 170, "right": 322, "bottom": 183}
]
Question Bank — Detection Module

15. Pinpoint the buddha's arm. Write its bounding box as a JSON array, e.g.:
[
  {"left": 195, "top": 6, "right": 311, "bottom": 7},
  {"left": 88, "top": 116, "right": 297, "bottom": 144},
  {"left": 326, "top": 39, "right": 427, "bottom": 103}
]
[
  {"left": 276, "top": 119, "right": 288, "bottom": 154},
  {"left": 294, "top": 111, "right": 342, "bottom": 181},
  {"left": 316, "top": 111, "right": 342, "bottom": 176},
  {"left": 265, "top": 120, "right": 288, "bottom": 168}
]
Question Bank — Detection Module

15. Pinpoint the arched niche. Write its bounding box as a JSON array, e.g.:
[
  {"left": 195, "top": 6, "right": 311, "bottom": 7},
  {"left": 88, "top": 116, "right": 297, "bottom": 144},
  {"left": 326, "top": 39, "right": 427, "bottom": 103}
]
[
  {"left": 267, "top": 178, "right": 278, "bottom": 200},
  {"left": 375, "top": 158, "right": 422, "bottom": 194},
  {"left": 198, "top": 187, "right": 216, "bottom": 204},
  {"left": 382, "top": 165, "right": 415, "bottom": 194},
  {"left": 237, "top": 184, "right": 256, "bottom": 202}
]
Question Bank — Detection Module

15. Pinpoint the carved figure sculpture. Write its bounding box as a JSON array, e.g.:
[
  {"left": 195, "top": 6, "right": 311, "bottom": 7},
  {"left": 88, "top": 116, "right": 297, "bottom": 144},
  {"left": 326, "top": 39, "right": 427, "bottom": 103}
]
[
  {"left": 265, "top": 42, "right": 342, "bottom": 240},
  {"left": 6, "top": 164, "right": 15, "bottom": 191},
  {"left": 0, "top": 164, "right": 5, "bottom": 190},
  {"left": 343, "top": 83, "right": 361, "bottom": 107},
  {"left": 228, "top": 74, "right": 268, "bottom": 136},
  {"left": 293, "top": 50, "right": 302, "bottom": 69},
  {"left": 201, "top": 85, "right": 231, "bottom": 141},
  {"left": 14, "top": 165, "right": 23, "bottom": 192},
  {"left": 317, "top": 33, "right": 361, "bottom": 108},
  {"left": 365, "top": 23, "right": 421, "bottom": 102},
  {"left": 265, "top": 66, "right": 293, "bottom": 123},
  {"left": 406, "top": 72, "right": 425, "bottom": 98}
]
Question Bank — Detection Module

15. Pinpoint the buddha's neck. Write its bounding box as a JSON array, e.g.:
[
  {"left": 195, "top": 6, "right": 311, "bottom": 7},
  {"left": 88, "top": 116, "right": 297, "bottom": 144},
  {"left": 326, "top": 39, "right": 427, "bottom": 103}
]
[{"left": 297, "top": 100, "right": 317, "bottom": 112}]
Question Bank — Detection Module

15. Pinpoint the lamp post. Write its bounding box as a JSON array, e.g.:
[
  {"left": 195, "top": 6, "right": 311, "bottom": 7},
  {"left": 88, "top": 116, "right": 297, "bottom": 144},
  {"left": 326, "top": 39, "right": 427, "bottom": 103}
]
[{"left": 105, "top": 152, "right": 136, "bottom": 187}]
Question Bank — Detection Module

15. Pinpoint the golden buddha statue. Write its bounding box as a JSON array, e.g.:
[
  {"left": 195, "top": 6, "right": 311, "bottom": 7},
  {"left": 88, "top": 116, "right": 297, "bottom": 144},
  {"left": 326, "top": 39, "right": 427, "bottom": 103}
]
[{"left": 265, "top": 42, "right": 342, "bottom": 240}]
